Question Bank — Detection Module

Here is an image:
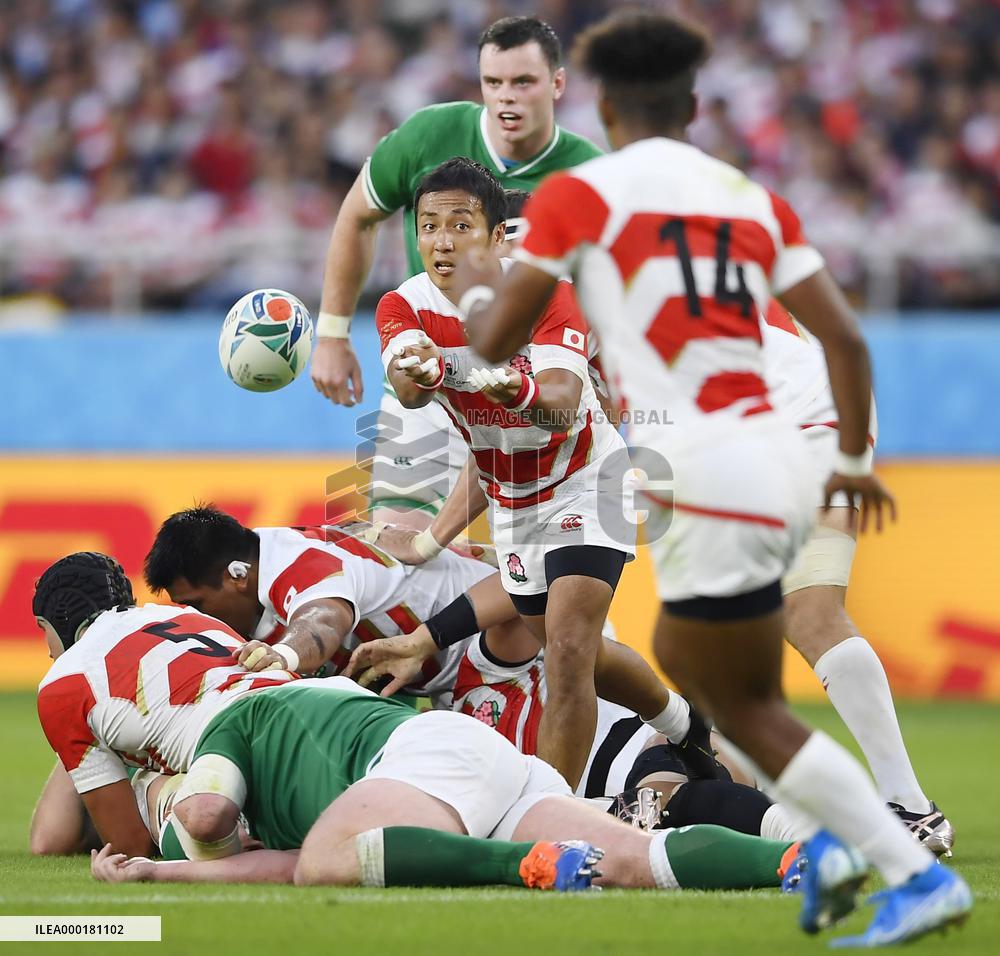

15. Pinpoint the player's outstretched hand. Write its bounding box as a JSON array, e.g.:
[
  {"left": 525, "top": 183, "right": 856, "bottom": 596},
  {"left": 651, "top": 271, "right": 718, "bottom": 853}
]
[
  {"left": 823, "top": 473, "right": 898, "bottom": 533},
  {"left": 372, "top": 525, "right": 429, "bottom": 565},
  {"left": 343, "top": 627, "right": 437, "bottom": 697},
  {"left": 237, "top": 641, "right": 288, "bottom": 673},
  {"left": 468, "top": 366, "right": 521, "bottom": 404},
  {"left": 91, "top": 844, "right": 155, "bottom": 883},
  {"left": 311, "top": 337, "right": 364, "bottom": 407},
  {"left": 393, "top": 333, "right": 443, "bottom": 388}
]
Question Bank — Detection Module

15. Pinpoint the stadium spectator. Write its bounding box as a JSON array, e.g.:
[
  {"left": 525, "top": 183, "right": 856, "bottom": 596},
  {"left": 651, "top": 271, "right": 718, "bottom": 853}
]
[{"left": 0, "top": 0, "right": 996, "bottom": 312}]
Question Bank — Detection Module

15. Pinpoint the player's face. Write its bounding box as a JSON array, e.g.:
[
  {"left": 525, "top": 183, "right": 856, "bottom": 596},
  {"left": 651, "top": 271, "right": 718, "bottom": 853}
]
[
  {"left": 480, "top": 42, "right": 565, "bottom": 153},
  {"left": 36, "top": 619, "right": 64, "bottom": 660},
  {"left": 165, "top": 575, "right": 260, "bottom": 637},
  {"left": 417, "top": 190, "right": 504, "bottom": 293}
]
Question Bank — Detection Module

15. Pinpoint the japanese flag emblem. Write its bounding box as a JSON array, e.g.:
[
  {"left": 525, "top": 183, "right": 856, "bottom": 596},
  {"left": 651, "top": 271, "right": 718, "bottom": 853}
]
[{"left": 562, "top": 328, "right": 585, "bottom": 351}]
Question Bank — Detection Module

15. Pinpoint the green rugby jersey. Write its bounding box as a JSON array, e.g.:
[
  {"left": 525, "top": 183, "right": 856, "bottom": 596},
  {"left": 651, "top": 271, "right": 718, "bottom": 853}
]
[
  {"left": 362, "top": 101, "right": 602, "bottom": 276},
  {"left": 191, "top": 681, "right": 416, "bottom": 851}
]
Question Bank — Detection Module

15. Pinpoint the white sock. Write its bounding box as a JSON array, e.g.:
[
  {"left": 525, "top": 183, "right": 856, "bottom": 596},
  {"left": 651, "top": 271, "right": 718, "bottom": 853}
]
[
  {"left": 760, "top": 803, "right": 803, "bottom": 843},
  {"left": 645, "top": 693, "right": 690, "bottom": 743},
  {"left": 774, "top": 731, "right": 933, "bottom": 886},
  {"left": 815, "top": 637, "right": 931, "bottom": 811},
  {"left": 648, "top": 830, "right": 678, "bottom": 889}
]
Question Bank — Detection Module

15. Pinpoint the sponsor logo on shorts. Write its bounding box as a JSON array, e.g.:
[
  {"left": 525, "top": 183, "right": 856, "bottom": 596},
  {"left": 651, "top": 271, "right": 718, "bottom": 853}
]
[
  {"left": 506, "top": 552, "right": 528, "bottom": 584},
  {"left": 392, "top": 456, "right": 413, "bottom": 467}
]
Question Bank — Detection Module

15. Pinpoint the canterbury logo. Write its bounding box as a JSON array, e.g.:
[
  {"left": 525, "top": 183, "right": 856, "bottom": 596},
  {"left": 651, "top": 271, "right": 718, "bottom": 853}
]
[{"left": 559, "top": 514, "right": 583, "bottom": 531}]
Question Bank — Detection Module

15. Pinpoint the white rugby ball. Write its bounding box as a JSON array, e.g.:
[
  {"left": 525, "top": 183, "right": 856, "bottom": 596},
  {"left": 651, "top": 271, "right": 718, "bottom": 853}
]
[{"left": 219, "top": 289, "right": 313, "bottom": 392}]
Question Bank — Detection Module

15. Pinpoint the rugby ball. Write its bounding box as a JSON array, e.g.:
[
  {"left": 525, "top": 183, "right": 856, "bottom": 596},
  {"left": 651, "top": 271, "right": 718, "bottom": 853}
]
[{"left": 220, "top": 289, "right": 313, "bottom": 392}]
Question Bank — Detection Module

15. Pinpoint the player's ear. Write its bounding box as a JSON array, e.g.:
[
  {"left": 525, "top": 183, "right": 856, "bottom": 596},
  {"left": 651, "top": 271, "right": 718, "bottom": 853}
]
[
  {"left": 597, "top": 91, "right": 616, "bottom": 137},
  {"left": 491, "top": 220, "right": 506, "bottom": 246},
  {"left": 551, "top": 66, "right": 566, "bottom": 101},
  {"left": 226, "top": 561, "right": 253, "bottom": 593}
]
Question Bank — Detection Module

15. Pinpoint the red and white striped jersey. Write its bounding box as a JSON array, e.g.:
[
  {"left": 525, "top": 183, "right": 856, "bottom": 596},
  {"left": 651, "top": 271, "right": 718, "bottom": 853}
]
[
  {"left": 252, "top": 525, "right": 495, "bottom": 704},
  {"left": 376, "top": 267, "right": 625, "bottom": 510},
  {"left": 516, "top": 137, "right": 825, "bottom": 456},
  {"left": 453, "top": 636, "right": 651, "bottom": 798},
  {"left": 762, "top": 300, "right": 877, "bottom": 443},
  {"left": 37, "top": 605, "right": 297, "bottom": 794}
]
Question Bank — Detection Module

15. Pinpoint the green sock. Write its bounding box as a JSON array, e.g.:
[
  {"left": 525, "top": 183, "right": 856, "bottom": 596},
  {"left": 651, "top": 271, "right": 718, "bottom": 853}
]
[
  {"left": 366, "top": 827, "right": 536, "bottom": 887},
  {"left": 662, "top": 824, "right": 793, "bottom": 889}
]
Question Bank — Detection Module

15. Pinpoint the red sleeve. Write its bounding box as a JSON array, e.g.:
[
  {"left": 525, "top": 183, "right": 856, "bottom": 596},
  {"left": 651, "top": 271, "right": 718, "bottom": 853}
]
[
  {"left": 268, "top": 548, "right": 346, "bottom": 620},
  {"left": 766, "top": 189, "right": 809, "bottom": 247},
  {"left": 520, "top": 173, "right": 610, "bottom": 263},
  {"left": 37, "top": 673, "right": 98, "bottom": 773},
  {"left": 530, "top": 281, "right": 589, "bottom": 355},
  {"left": 376, "top": 291, "right": 421, "bottom": 352}
]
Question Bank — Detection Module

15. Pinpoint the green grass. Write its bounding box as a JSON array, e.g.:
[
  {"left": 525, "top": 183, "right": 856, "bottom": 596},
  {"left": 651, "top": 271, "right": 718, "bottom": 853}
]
[{"left": 1, "top": 691, "right": 997, "bottom": 955}]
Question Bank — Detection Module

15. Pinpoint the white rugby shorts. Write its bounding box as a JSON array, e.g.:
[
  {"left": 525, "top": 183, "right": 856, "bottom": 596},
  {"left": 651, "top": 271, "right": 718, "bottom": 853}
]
[
  {"left": 642, "top": 416, "right": 816, "bottom": 603},
  {"left": 487, "top": 451, "right": 637, "bottom": 597},
  {"left": 365, "top": 709, "right": 570, "bottom": 839}
]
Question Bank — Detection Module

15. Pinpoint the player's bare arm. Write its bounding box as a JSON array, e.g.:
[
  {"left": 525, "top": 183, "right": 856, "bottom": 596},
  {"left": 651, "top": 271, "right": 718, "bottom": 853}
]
[
  {"left": 375, "top": 456, "right": 488, "bottom": 564},
  {"left": 30, "top": 760, "right": 100, "bottom": 856},
  {"left": 311, "top": 174, "right": 390, "bottom": 405},
  {"left": 80, "top": 779, "right": 156, "bottom": 858},
  {"left": 458, "top": 258, "right": 558, "bottom": 361},
  {"left": 239, "top": 597, "right": 356, "bottom": 674},
  {"left": 91, "top": 842, "right": 299, "bottom": 885},
  {"left": 778, "top": 268, "right": 896, "bottom": 531}
]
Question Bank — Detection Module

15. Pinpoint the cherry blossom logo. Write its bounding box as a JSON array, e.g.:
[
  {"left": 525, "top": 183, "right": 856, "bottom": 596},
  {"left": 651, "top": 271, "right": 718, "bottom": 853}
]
[{"left": 506, "top": 552, "right": 528, "bottom": 583}]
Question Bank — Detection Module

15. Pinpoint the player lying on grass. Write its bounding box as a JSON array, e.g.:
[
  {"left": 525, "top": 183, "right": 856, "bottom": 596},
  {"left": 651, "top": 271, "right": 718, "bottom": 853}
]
[
  {"left": 448, "top": 10, "right": 971, "bottom": 945},
  {"left": 348, "top": 627, "right": 797, "bottom": 841},
  {"left": 91, "top": 676, "right": 801, "bottom": 893},
  {"left": 146, "top": 507, "right": 720, "bottom": 789},
  {"left": 763, "top": 300, "right": 953, "bottom": 855}
]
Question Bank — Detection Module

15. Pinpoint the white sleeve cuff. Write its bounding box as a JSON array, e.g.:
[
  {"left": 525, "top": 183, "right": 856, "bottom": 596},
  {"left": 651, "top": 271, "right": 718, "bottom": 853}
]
[{"left": 771, "top": 245, "right": 825, "bottom": 295}]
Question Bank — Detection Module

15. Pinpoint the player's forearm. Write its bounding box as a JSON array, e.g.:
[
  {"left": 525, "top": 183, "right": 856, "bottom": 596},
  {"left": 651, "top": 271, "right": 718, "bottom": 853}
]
[
  {"left": 429, "top": 456, "right": 487, "bottom": 546},
  {"left": 821, "top": 336, "right": 872, "bottom": 456},
  {"left": 30, "top": 762, "right": 96, "bottom": 856},
  {"left": 319, "top": 179, "right": 384, "bottom": 320},
  {"left": 778, "top": 270, "right": 872, "bottom": 457},
  {"left": 281, "top": 601, "right": 354, "bottom": 673},
  {"left": 528, "top": 378, "right": 584, "bottom": 433},
  {"left": 465, "top": 265, "right": 558, "bottom": 361},
  {"left": 386, "top": 365, "right": 435, "bottom": 408},
  {"left": 150, "top": 850, "right": 299, "bottom": 884}
]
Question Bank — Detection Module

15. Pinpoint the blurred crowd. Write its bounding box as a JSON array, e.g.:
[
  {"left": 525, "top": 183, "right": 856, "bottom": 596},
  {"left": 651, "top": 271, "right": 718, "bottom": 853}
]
[{"left": 0, "top": 0, "right": 997, "bottom": 315}]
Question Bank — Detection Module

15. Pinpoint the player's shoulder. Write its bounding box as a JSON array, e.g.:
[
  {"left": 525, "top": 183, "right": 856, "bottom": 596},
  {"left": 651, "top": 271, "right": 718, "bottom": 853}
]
[
  {"left": 394, "top": 272, "right": 460, "bottom": 316},
  {"left": 401, "top": 101, "right": 481, "bottom": 131},
  {"left": 552, "top": 126, "right": 603, "bottom": 163}
]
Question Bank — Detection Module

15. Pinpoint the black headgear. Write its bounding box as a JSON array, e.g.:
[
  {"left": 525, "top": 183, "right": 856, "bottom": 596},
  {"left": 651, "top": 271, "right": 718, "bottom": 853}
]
[{"left": 32, "top": 552, "right": 135, "bottom": 651}]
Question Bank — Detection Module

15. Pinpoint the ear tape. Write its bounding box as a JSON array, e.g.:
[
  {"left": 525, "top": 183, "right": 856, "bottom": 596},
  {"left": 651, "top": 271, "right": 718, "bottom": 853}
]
[{"left": 227, "top": 561, "right": 250, "bottom": 579}]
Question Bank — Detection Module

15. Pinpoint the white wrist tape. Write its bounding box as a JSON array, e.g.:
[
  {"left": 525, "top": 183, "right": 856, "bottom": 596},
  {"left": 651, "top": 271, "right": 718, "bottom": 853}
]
[
  {"left": 316, "top": 312, "right": 352, "bottom": 339},
  {"left": 273, "top": 643, "right": 301, "bottom": 673},
  {"left": 458, "top": 284, "right": 495, "bottom": 317},
  {"left": 834, "top": 450, "right": 873, "bottom": 478},
  {"left": 413, "top": 527, "right": 445, "bottom": 561}
]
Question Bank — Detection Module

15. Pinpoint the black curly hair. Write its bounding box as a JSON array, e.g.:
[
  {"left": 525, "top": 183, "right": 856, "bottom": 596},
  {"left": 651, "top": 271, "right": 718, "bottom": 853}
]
[{"left": 573, "top": 11, "right": 711, "bottom": 130}]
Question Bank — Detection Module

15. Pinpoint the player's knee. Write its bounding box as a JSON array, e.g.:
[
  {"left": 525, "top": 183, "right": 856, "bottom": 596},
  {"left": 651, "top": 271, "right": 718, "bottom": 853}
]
[
  {"left": 173, "top": 794, "right": 238, "bottom": 844},
  {"left": 543, "top": 632, "right": 599, "bottom": 683}
]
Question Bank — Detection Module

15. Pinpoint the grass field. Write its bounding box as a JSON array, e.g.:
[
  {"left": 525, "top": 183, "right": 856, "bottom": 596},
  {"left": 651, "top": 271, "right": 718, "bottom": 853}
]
[{"left": 1, "top": 691, "right": 997, "bottom": 955}]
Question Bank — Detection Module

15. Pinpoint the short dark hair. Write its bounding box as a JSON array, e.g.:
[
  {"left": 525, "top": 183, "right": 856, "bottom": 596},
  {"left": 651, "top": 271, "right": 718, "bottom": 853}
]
[
  {"left": 573, "top": 12, "right": 710, "bottom": 128},
  {"left": 145, "top": 506, "right": 258, "bottom": 592},
  {"left": 478, "top": 16, "right": 561, "bottom": 71},
  {"left": 504, "top": 189, "right": 531, "bottom": 219},
  {"left": 413, "top": 157, "right": 507, "bottom": 232}
]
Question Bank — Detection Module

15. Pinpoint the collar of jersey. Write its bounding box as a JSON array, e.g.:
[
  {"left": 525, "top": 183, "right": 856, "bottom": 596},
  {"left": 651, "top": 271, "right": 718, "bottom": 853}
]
[{"left": 478, "top": 106, "right": 561, "bottom": 177}]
